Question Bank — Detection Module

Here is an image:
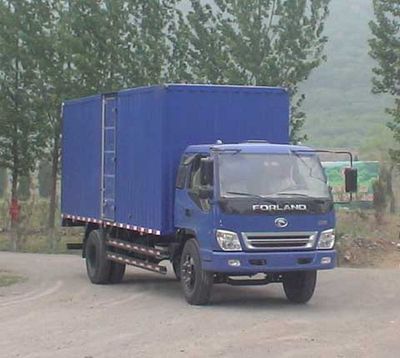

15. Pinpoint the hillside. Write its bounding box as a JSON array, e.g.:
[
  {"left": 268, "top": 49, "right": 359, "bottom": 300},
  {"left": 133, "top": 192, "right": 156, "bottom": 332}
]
[{"left": 301, "top": 0, "right": 393, "bottom": 149}]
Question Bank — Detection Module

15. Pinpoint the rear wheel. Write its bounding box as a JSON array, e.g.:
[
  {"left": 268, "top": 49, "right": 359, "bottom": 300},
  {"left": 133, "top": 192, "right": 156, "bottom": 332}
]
[
  {"left": 107, "top": 245, "right": 126, "bottom": 284},
  {"left": 180, "top": 239, "right": 213, "bottom": 305},
  {"left": 109, "top": 261, "right": 126, "bottom": 284},
  {"left": 283, "top": 270, "right": 317, "bottom": 303},
  {"left": 85, "top": 229, "right": 111, "bottom": 284}
]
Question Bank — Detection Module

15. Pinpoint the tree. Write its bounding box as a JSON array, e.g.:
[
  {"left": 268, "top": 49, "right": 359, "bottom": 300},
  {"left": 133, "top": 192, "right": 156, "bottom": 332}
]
[
  {"left": 0, "top": 167, "right": 7, "bottom": 198},
  {"left": 185, "top": 1, "right": 233, "bottom": 83},
  {"left": 17, "top": 175, "right": 30, "bottom": 201},
  {"left": 126, "top": 0, "right": 180, "bottom": 85},
  {"left": 65, "top": 0, "right": 180, "bottom": 90},
  {"left": 372, "top": 176, "right": 386, "bottom": 224},
  {"left": 64, "top": 0, "right": 128, "bottom": 93},
  {"left": 38, "top": 160, "right": 51, "bottom": 198},
  {"left": 33, "top": 0, "right": 81, "bottom": 229},
  {"left": 360, "top": 124, "right": 397, "bottom": 213},
  {"left": 167, "top": 8, "right": 194, "bottom": 83},
  {"left": 186, "top": 0, "right": 330, "bottom": 142},
  {"left": 369, "top": 0, "right": 400, "bottom": 165},
  {"left": 380, "top": 164, "right": 395, "bottom": 214},
  {"left": 39, "top": 0, "right": 183, "bottom": 228},
  {"left": 0, "top": 0, "right": 48, "bottom": 228}
]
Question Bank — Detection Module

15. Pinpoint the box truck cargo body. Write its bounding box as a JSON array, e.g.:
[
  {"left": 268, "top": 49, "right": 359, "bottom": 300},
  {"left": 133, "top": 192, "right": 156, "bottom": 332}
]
[
  {"left": 62, "top": 85, "right": 289, "bottom": 234},
  {"left": 62, "top": 84, "right": 355, "bottom": 305}
]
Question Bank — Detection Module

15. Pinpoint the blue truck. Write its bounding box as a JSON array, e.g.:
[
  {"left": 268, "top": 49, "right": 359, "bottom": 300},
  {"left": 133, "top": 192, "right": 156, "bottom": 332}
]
[{"left": 61, "top": 84, "right": 357, "bottom": 305}]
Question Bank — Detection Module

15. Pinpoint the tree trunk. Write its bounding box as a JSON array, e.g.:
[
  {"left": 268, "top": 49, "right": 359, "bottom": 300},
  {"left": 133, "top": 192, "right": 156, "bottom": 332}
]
[
  {"left": 48, "top": 127, "right": 60, "bottom": 253},
  {"left": 388, "top": 165, "right": 396, "bottom": 214},
  {"left": 48, "top": 126, "right": 60, "bottom": 229},
  {"left": 10, "top": 168, "right": 18, "bottom": 252}
]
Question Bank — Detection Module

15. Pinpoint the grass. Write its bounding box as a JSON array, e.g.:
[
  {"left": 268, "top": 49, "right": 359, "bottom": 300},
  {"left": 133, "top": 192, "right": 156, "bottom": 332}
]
[
  {"left": 0, "top": 228, "right": 82, "bottom": 254},
  {"left": 336, "top": 209, "right": 399, "bottom": 242},
  {"left": 0, "top": 198, "right": 82, "bottom": 253},
  {"left": 335, "top": 209, "right": 400, "bottom": 268},
  {"left": 0, "top": 270, "right": 24, "bottom": 287}
]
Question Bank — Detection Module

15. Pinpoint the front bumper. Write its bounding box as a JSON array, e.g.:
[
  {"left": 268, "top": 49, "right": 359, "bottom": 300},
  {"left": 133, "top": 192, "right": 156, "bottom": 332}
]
[{"left": 201, "top": 249, "right": 336, "bottom": 274}]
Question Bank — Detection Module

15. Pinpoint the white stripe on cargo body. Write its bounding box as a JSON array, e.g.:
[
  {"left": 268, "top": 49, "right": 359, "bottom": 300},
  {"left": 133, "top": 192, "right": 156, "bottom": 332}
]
[{"left": 61, "top": 213, "right": 161, "bottom": 236}]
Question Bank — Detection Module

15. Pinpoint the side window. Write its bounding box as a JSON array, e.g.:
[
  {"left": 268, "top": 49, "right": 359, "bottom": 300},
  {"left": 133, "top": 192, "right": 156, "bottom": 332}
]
[
  {"left": 176, "top": 155, "right": 189, "bottom": 189},
  {"left": 189, "top": 158, "right": 202, "bottom": 190},
  {"left": 188, "top": 155, "right": 213, "bottom": 211},
  {"left": 189, "top": 155, "right": 213, "bottom": 193}
]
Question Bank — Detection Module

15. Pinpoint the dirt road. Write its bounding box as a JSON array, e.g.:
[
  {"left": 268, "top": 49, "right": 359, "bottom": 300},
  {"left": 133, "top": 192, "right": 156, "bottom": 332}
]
[{"left": 1, "top": 252, "right": 399, "bottom": 358}]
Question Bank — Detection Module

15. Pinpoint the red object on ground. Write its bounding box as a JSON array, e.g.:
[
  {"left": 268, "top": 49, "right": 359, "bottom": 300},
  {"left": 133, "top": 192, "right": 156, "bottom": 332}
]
[{"left": 9, "top": 198, "right": 21, "bottom": 223}]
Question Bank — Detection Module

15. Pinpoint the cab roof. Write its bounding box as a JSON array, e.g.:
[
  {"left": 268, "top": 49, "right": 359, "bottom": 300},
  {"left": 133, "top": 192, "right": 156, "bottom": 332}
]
[{"left": 185, "top": 142, "right": 314, "bottom": 155}]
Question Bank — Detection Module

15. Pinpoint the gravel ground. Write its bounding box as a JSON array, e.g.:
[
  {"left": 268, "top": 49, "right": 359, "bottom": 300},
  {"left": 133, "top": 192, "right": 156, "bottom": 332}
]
[{"left": 1, "top": 251, "right": 400, "bottom": 358}]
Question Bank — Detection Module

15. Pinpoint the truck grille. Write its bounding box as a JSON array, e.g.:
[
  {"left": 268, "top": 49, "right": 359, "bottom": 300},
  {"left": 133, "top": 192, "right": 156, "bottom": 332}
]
[{"left": 241, "top": 232, "right": 318, "bottom": 251}]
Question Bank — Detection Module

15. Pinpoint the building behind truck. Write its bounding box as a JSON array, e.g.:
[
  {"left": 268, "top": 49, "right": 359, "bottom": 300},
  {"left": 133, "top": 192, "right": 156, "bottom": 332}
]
[{"left": 62, "top": 84, "right": 353, "bottom": 305}]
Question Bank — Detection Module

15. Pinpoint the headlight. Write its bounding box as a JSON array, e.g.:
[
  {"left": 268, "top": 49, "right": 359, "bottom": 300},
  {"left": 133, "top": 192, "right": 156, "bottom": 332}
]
[
  {"left": 317, "top": 229, "right": 335, "bottom": 249},
  {"left": 216, "top": 230, "right": 242, "bottom": 251}
]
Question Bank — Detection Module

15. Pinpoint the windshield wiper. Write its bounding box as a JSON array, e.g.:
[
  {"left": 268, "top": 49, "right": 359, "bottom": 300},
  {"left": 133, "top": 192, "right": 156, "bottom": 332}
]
[
  {"left": 275, "top": 192, "right": 330, "bottom": 203},
  {"left": 275, "top": 192, "right": 311, "bottom": 197},
  {"left": 225, "top": 191, "right": 264, "bottom": 199}
]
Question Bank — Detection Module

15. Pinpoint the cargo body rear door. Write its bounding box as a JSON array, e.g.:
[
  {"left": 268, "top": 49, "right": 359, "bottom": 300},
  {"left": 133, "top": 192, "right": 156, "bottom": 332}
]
[{"left": 102, "top": 95, "right": 117, "bottom": 221}]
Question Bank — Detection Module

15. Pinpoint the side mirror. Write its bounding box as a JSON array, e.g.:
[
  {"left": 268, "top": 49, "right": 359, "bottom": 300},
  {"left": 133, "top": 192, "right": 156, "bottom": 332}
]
[
  {"left": 198, "top": 187, "right": 213, "bottom": 199},
  {"left": 344, "top": 167, "right": 357, "bottom": 193}
]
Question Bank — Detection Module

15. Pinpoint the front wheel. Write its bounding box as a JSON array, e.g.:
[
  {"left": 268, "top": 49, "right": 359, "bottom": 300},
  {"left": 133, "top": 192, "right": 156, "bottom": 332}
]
[
  {"left": 283, "top": 270, "right": 317, "bottom": 303},
  {"left": 180, "top": 239, "right": 213, "bottom": 305}
]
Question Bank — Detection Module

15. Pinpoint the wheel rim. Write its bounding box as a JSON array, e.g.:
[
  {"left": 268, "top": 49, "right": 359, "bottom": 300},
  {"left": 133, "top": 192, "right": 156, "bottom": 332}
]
[{"left": 182, "top": 254, "right": 196, "bottom": 291}]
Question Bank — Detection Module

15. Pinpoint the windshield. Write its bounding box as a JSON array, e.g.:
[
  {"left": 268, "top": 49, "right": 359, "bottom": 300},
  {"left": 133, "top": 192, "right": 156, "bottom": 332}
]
[{"left": 218, "top": 152, "right": 330, "bottom": 199}]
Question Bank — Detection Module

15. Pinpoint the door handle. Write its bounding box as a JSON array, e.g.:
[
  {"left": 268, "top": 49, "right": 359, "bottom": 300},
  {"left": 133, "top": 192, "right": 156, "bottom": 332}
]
[{"left": 185, "top": 208, "right": 192, "bottom": 217}]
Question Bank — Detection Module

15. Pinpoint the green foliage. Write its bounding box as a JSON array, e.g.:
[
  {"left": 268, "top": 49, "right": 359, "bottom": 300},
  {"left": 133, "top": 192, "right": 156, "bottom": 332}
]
[
  {"left": 369, "top": 0, "right": 400, "bottom": 165},
  {"left": 0, "top": 0, "right": 49, "bottom": 197},
  {"left": 0, "top": 168, "right": 7, "bottom": 198},
  {"left": 185, "top": 0, "right": 330, "bottom": 142},
  {"left": 62, "top": 0, "right": 180, "bottom": 92},
  {"left": 167, "top": 7, "right": 194, "bottom": 83}
]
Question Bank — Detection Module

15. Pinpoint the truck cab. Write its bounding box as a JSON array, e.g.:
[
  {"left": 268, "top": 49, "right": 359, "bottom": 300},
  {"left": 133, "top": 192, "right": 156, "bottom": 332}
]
[{"left": 174, "top": 142, "right": 337, "bottom": 304}]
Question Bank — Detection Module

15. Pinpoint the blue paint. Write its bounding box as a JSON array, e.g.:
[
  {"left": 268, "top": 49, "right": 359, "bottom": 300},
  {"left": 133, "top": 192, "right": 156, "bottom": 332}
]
[
  {"left": 61, "top": 95, "right": 102, "bottom": 219},
  {"left": 175, "top": 143, "right": 336, "bottom": 272},
  {"left": 62, "top": 84, "right": 289, "bottom": 233},
  {"left": 201, "top": 250, "right": 337, "bottom": 273},
  {"left": 61, "top": 84, "right": 336, "bottom": 275}
]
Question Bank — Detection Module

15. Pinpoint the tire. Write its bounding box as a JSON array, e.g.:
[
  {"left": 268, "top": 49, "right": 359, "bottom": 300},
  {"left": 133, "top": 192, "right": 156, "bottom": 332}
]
[
  {"left": 283, "top": 270, "right": 317, "bottom": 304},
  {"left": 85, "top": 229, "right": 111, "bottom": 284},
  {"left": 180, "top": 239, "right": 213, "bottom": 305},
  {"left": 109, "top": 262, "right": 126, "bottom": 284},
  {"left": 107, "top": 245, "right": 126, "bottom": 284}
]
